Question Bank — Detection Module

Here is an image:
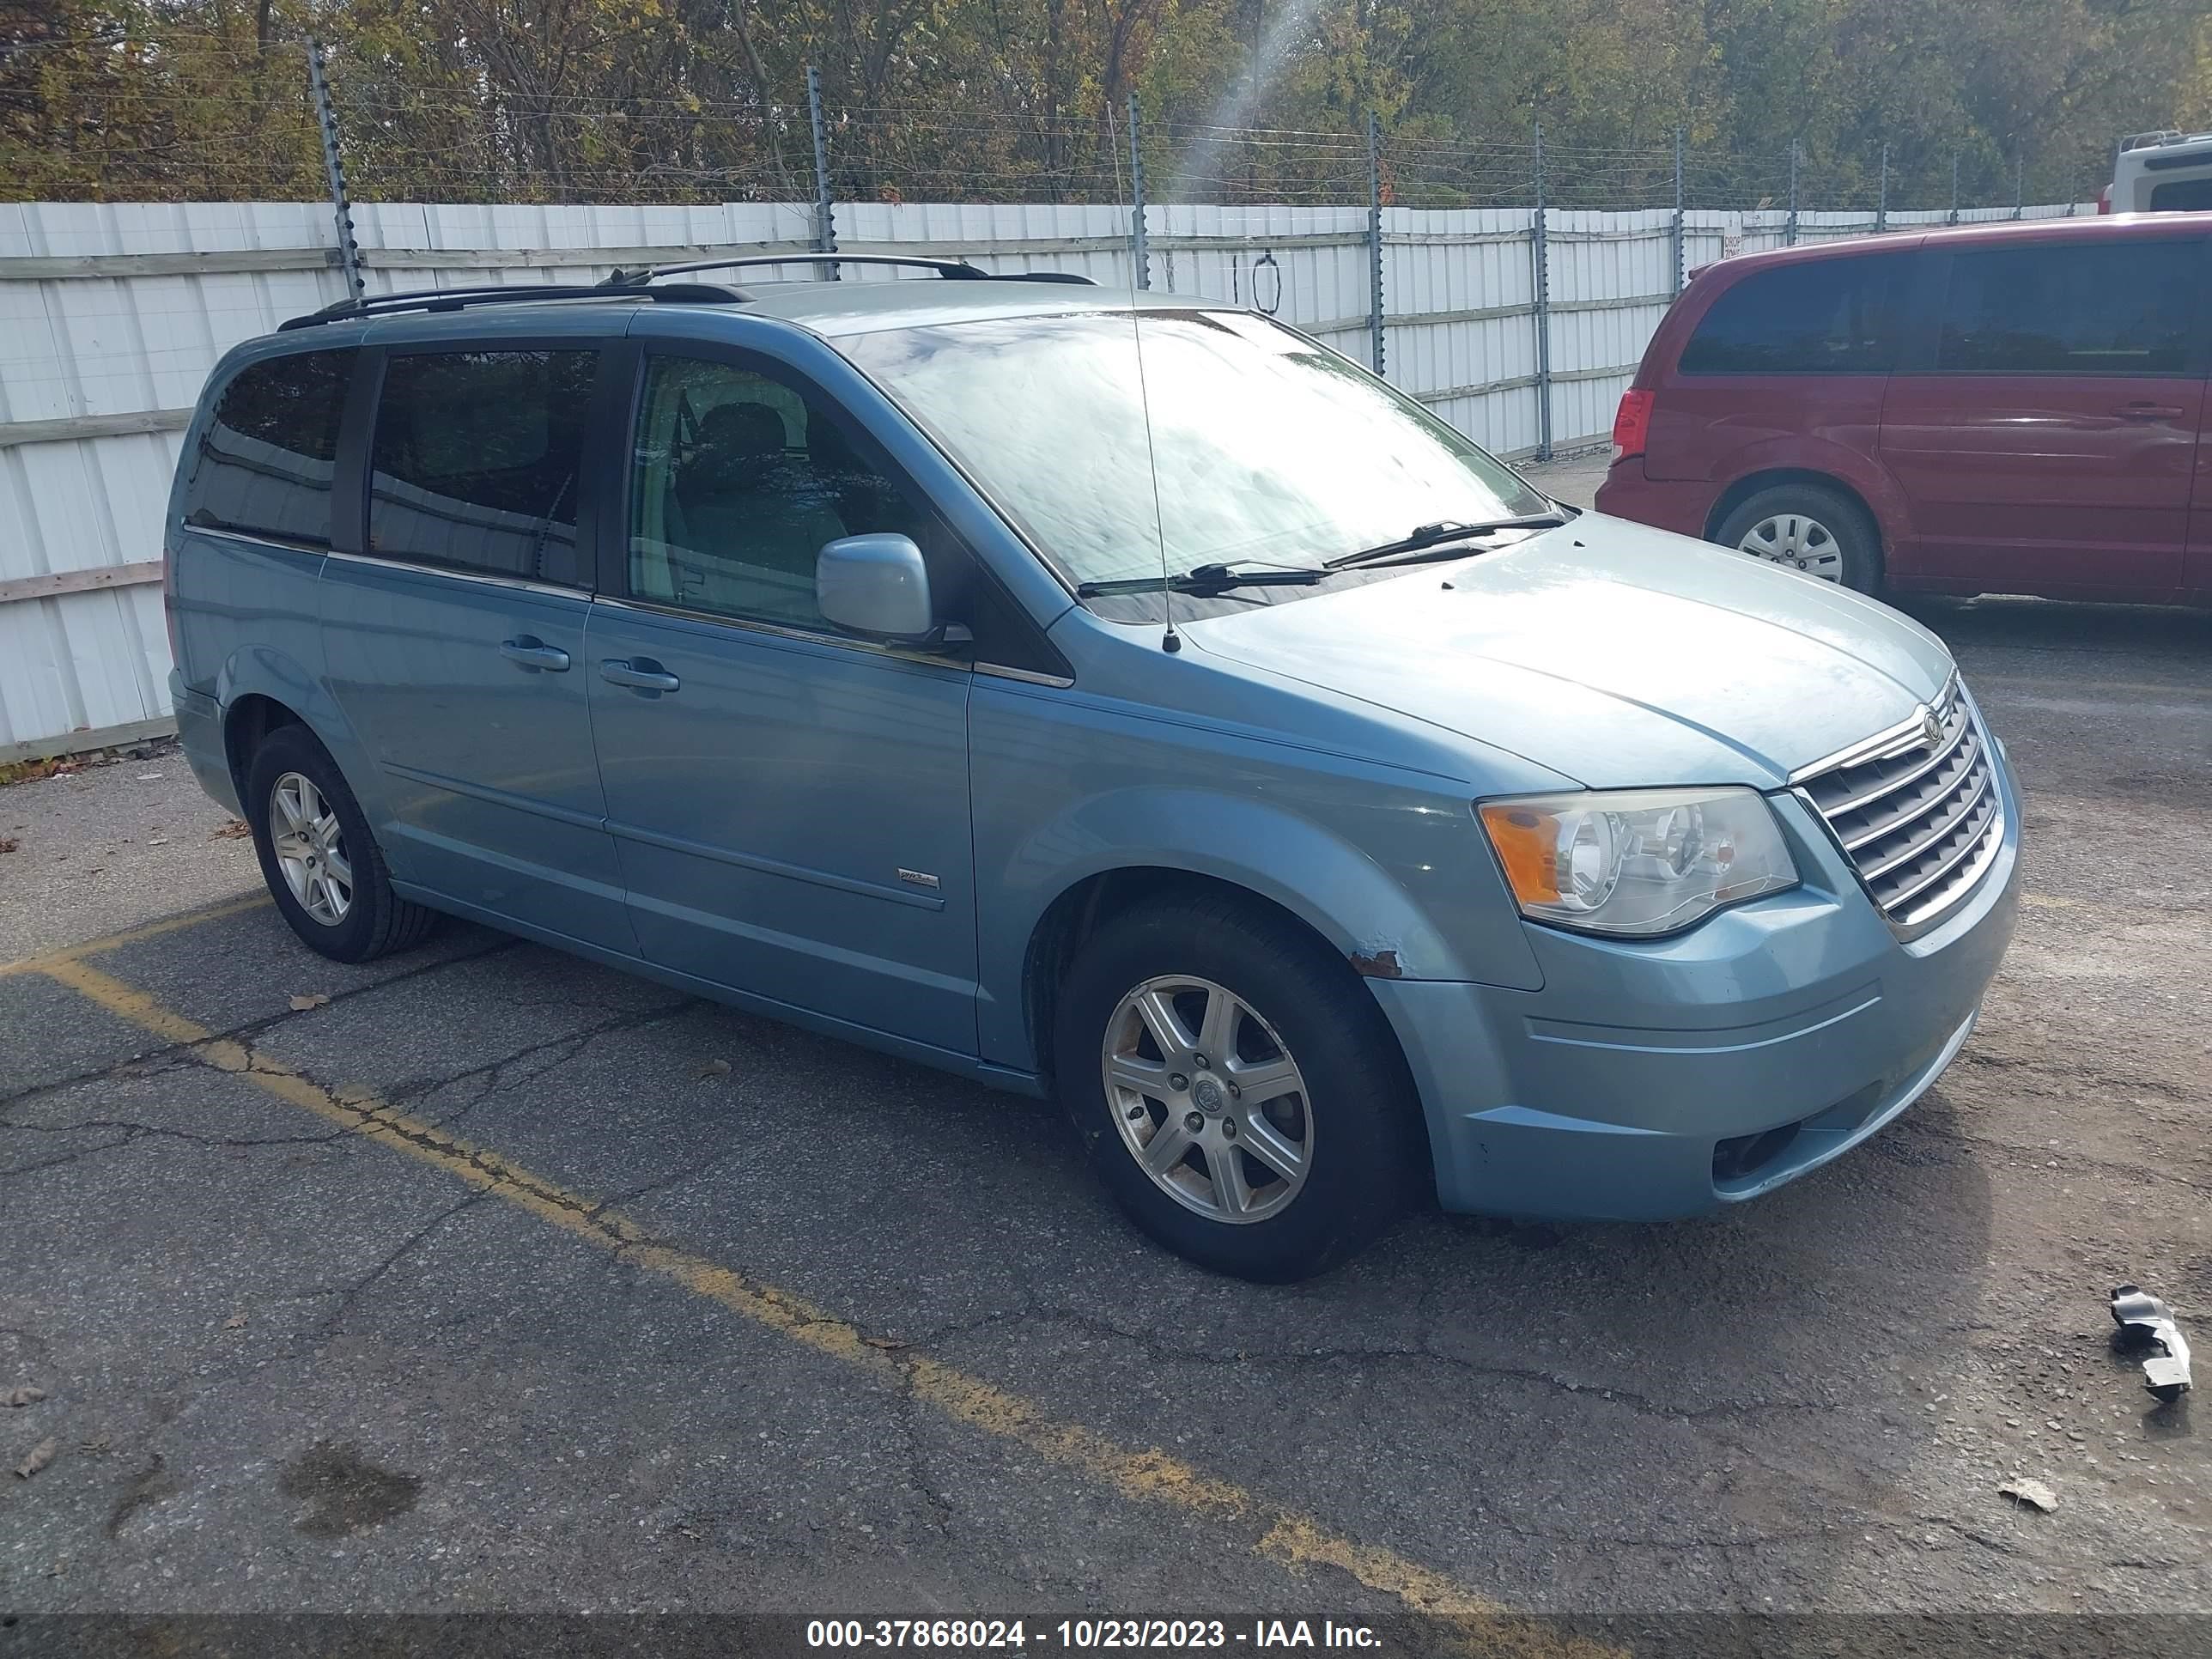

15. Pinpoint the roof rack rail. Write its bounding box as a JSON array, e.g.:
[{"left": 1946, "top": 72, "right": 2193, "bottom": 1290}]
[
  {"left": 598, "top": 253, "right": 1098, "bottom": 288},
  {"left": 276, "top": 278, "right": 750, "bottom": 332}
]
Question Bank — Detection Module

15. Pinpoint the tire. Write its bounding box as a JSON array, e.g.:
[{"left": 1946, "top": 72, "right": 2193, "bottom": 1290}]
[
  {"left": 1054, "top": 891, "right": 1421, "bottom": 1282},
  {"left": 1712, "top": 483, "right": 1882, "bottom": 594},
  {"left": 245, "top": 723, "right": 438, "bottom": 963}
]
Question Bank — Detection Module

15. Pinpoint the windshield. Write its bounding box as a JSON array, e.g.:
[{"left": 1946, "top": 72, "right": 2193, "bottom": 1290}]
[{"left": 840, "top": 309, "right": 1551, "bottom": 594}]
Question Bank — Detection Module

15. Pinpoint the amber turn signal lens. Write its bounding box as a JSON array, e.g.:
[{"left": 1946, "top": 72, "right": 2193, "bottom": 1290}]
[{"left": 1479, "top": 802, "right": 1563, "bottom": 904}]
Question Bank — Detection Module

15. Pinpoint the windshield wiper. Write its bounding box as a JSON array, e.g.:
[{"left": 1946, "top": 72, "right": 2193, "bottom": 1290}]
[
  {"left": 1076, "top": 559, "right": 1328, "bottom": 599},
  {"left": 1323, "top": 512, "right": 1572, "bottom": 570}
]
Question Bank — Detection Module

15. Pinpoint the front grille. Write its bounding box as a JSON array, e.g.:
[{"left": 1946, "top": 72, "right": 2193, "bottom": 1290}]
[{"left": 1797, "top": 679, "right": 2003, "bottom": 933}]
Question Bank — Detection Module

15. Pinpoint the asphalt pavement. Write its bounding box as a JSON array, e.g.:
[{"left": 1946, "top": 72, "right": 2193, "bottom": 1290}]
[{"left": 3, "top": 461, "right": 2208, "bottom": 1652}]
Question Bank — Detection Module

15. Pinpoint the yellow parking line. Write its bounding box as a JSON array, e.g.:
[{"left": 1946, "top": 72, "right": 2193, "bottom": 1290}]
[
  {"left": 29, "top": 951, "right": 1607, "bottom": 1658},
  {"left": 0, "top": 893, "right": 270, "bottom": 979}
]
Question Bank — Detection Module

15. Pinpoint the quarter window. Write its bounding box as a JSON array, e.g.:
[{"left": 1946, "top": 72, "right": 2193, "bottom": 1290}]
[
  {"left": 1935, "top": 242, "right": 2198, "bottom": 374},
  {"left": 627, "top": 354, "right": 942, "bottom": 631},
  {"left": 368, "top": 349, "right": 599, "bottom": 584},
  {"left": 1678, "top": 256, "right": 1906, "bottom": 374},
  {"left": 2148, "top": 178, "right": 2212, "bottom": 212},
  {"left": 185, "top": 349, "right": 355, "bottom": 547}
]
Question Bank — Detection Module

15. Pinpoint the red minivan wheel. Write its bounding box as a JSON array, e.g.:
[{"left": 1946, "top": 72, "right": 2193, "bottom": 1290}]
[{"left": 1713, "top": 483, "right": 1882, "bottom": 595}]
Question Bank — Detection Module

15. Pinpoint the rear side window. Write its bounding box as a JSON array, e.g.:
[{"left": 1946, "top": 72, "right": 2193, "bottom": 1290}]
[
  {"left": 2148, "top": 177, "right": 2212, "bottom": 212},
  {"left": 185, "top": 349, "right": 355, "bottom": 548},
  {"left": 368, "top": 349, "right": 599, "bottom": 584},
  {"left": 1678, "top": 255, "right": 1906, "bottom": 374},
  {"left": 1936, "top": 241, "right": 2199, "bottom": 374}
]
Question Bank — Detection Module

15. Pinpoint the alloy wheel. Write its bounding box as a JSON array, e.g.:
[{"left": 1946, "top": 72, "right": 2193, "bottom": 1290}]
[
  {"left": 270, "top": 771, "right": 354, "bottom": 926},
  {"left": 1101, "top": 975, "right": 1313, "bottom": 1224}
]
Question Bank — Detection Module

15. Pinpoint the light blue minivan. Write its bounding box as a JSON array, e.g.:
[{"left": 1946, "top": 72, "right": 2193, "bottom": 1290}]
[{"left": 166, "top": 258, "right": 2020, "bottom": 1279}]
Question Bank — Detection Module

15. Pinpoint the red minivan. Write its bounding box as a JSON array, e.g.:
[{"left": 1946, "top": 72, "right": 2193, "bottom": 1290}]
[{"left": 1595, "top": 214, "right": 2212, "bottom": 606}]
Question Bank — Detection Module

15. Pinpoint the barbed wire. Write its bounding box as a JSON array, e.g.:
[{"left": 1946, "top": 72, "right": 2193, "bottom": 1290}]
[{"left": 2, "top": 42, "right": 2106, "bottom": 211}]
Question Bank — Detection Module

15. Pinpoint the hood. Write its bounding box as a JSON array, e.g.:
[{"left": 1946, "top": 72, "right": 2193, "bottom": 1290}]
[{"left": 1184, "top": 514, "right": 1955, "bottom": 790}]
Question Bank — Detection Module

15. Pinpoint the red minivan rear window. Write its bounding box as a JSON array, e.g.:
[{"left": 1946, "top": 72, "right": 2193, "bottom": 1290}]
[{"left": 1677, "top": 253, "right": 1910, "bottom": 375}]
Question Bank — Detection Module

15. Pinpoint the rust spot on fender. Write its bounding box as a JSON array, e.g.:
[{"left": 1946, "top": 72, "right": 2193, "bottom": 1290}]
[{"left": 1349, "top": 948, "right": 1404, "bottom": 979}]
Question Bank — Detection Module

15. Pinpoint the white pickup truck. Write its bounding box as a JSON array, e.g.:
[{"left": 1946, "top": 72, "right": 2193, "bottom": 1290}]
[{"left": 2106, "top": 131, "right": 2212, "bottom": 212}]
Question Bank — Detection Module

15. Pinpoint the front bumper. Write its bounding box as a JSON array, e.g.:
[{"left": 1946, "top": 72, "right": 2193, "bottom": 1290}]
[{"left": 1373, "top": 764, "right": 2021, "bottom": 1221}]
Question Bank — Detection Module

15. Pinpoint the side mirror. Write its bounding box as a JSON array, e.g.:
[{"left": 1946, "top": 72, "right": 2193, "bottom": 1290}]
[{"left": 817, "top": 534, "right": 937, "bottom": 645}]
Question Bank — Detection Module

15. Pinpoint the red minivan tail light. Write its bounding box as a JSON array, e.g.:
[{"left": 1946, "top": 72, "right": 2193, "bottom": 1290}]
[{"left": 1611, "top": 388, "right": 1654, "bottom": 464}]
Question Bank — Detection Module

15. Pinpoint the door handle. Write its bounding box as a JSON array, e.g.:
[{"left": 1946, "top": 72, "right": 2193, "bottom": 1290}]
[
  {"left": 2115, "top": 403, "right": 2185, "bottom": 422},
  {"left": 600, "top": 658, "right": 681, "bottom": 696},
  {"left": 499, "top": 636, "right": 571, "bottom": 672}
]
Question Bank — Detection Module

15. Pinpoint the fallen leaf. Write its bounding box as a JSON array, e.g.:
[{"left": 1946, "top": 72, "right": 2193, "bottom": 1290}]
[
  {"left": 2000, "top": 1477, "right": 2058, "bottom": 1514},
  {"left": 78, "top": 1437, "right": 112, "bottom": 1455},
  {"left": 212, "top": 818, "right": 252, "bottom": 840},
  {"left": 861, "top": 1335, "right": 909, "bottom": 1351},
  {"left": 222, "top": 1311, "right": 247, "bottom": 1331},
  {"left": 6, "top": 1386, "right": 46, "bottom": 1407},
  {"left": 0, "top": 838, "right": 15, "bottom": 854},
  {"left": 148, "top": 837, "right": 170, "bottom": 847},
  {"left": 694, "top": 1058, "right": 731, "bottom": 1079},
  {"left": 14, "top": 1438, "right": 57, "bottom": 1479},
  {"left": 288, "top": 994, "right": 330, "bottom": 1012}
]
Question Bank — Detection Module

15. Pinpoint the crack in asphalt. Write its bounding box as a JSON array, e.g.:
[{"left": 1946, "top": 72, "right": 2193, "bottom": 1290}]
[
  {"left": 0, "top": 939, "right": 520, "bottom": 1116},
  {"left": 308, "top": 1189, "right": 498, "bottom": 1335},
  {"left": 0, "top": 1132, "right": 142, "bottom": 1178},
  {"left": 899, "top": 1302, "right": 1841, "bottom": 1429},
  {"left": 389, "top": 1004, "right": 701, "bottom": 1128},
  {"left": 0, "top": 1113, "right": 348, "bottom": 1152}
]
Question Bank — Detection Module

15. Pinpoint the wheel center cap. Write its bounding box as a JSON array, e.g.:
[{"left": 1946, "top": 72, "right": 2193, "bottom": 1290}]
[{"left": 1193, "top": 1076, "right": 1226, "bottom": 1115}]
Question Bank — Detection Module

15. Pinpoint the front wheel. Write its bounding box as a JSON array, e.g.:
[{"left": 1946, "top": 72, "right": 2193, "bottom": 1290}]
[
  {"left": 1712, "top": 483, "right": 1882, "bottom": 594},
  {"left": 1054, "top": 893, "right": 1420, "bottom": 1281}
]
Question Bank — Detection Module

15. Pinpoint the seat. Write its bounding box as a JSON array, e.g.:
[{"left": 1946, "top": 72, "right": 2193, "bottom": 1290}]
[{"left": 669, "top": 401, "right": 847, "bottom": 620}]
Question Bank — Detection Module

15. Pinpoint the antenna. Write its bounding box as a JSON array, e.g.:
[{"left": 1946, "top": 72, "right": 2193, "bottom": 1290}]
[{"left": 1116, "top": 92, "right": 1181, "bottom": 653}]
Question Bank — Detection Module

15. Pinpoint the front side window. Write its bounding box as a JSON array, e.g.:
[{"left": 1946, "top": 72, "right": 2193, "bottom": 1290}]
[
  {"left": 185, "top": 349, "right": 356, "bottom": 547},
  {"left": 368, "top": 349, "right": 598, "bottom": 584},
  {"left": 1678, "top": 255, "right": 1906, "bottom": 375},
  {"left": 841, "top": 309, "right": 1548, "bottom": 595},
  {"left": 627, "top": 354, "right": 950, "bottom": 631},
  {"left": 1935, "top": 241, "right": 2198, "bottom": 374}
]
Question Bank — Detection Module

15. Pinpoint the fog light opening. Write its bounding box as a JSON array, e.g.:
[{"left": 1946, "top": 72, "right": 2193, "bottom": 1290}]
[{"left": 1712, "top": 1122, "right": 1802, "bottom": 1185}]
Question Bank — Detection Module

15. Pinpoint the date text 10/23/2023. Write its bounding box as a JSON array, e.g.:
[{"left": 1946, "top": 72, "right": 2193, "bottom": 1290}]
[{"left": 805, "top": 1618, "right": 1385, "bottom": 1650}]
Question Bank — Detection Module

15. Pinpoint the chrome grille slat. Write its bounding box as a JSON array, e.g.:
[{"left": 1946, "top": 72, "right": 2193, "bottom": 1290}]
[
  {"left": 1857, "top": 760, "right": 1994, "bottom": 881},
  {"left": 1877, "top": 789, "right": 1999, "bottom": 910},
  {"left": 1802, "top": 699, "right": 1972, "bottom": 818},
  {"left": 1896, "top": 811, "right": 2006, "bottom": 928},
  {"left": 1840, "top": 727, "right": 1982, "bottom": 851},
  {"left": 1800, "top": 680, "right": 2002, "bottom": 933}
]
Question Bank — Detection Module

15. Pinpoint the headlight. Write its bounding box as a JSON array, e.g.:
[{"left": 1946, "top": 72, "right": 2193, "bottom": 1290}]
[{"left": 1477, "top": 787, "right": 1798, "bottom": 937}]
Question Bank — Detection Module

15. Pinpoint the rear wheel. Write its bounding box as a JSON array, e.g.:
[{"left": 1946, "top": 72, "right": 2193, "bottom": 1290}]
[
  {"left": 1054, "top": 892, "right": 1419, "bottom": 1281},
  {"left": 1713, "top": 483, "right": 1882, "bottom": 594},
  {"left": 245, "top": 723, "right": 437, "bottom": 963}
]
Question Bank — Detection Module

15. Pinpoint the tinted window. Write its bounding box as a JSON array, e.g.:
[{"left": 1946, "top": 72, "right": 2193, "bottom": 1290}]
[
  {"left": 368, "top": 349, "right": 598, "bottom": 583},
  {"left": 1936, "top": 242, "right": 2197, "bottom": 374},
  {"left": 185, "top": 349, "right": 355, "bottom": 547},
  {"left": 2148, "top": 178, "right": 2212, "bottom": 212},
  {"left": 1678, "top": 256, "right": 1905, "bottom": 374},
  {"left": 629, "top": 355, "right": 954, "bottom": 632}
]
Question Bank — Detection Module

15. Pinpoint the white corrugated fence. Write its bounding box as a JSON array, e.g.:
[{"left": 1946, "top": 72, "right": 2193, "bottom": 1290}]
[{"left": 0, "top": 195, "right": 2087, "bottom": 759}]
